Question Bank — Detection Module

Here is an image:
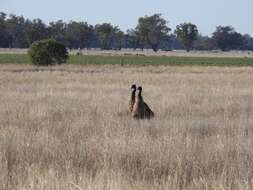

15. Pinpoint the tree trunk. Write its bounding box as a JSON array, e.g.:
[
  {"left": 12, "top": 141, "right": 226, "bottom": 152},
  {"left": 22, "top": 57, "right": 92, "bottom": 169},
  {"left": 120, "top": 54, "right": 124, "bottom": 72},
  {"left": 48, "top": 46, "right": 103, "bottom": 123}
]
[
  {"left": 186, "top": 42, "right": 192, "bottom": 52},
  {"left": 152, "top": 44, "right": 158, "bottom": 52}
]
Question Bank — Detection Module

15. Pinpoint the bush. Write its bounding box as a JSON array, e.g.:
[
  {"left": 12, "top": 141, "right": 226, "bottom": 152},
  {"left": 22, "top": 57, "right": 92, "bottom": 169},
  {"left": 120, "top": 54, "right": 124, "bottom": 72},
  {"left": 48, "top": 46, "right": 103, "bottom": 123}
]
[{"left": 28, "top": 39, "right": 69, "bottom": 66}]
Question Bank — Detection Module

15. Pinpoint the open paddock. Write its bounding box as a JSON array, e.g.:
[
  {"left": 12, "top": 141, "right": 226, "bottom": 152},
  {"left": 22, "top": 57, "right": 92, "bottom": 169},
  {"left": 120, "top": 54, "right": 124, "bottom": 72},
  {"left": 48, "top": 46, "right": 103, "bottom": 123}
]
[
  {"left": 0, "top": 48, "right": 253, "bottom": 58},
  {"left": 0, "top": 64, "right": 253, "bottom": 189}
]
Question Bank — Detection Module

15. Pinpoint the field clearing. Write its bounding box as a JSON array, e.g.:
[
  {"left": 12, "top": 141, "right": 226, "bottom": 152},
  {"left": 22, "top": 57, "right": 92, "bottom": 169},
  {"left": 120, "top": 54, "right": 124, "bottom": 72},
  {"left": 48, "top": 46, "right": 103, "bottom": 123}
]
[
  {"left": 0, "top": 64, "right": 253, "bottom": 190},
  {"left": 0, "top": 53, "right": 253, "bottom": 66},
  {"left": 0, "top": 48, "right": 253, "bottom": 58}
]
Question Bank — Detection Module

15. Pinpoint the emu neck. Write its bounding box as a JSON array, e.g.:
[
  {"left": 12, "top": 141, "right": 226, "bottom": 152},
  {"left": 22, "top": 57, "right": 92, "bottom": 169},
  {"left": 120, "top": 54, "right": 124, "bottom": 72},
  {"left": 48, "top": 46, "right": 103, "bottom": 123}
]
[
  {"left": 137, "top": 91, "right": 143, "bottom": 102},
  {"left": 131, "top": 90, "right": 136, "bottom": 101}
]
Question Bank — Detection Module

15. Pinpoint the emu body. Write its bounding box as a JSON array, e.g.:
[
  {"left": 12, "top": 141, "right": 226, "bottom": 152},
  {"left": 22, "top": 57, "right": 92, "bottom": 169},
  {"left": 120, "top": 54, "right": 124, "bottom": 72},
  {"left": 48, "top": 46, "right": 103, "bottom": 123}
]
[{"left": 132, "top": 86, "right": 154, "bottom": 119}]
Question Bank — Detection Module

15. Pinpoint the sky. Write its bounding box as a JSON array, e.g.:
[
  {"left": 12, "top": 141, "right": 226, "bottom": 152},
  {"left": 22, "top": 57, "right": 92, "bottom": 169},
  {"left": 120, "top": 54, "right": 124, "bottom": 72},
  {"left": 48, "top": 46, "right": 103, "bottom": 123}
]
[{"left": 1, "top": 0, "right": 252, "bottom": 36}]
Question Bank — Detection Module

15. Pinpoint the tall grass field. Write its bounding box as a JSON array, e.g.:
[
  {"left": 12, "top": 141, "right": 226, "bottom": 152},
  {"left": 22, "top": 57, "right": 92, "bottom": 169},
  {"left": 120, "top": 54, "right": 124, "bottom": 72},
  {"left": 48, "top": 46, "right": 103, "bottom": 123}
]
[{"left": 0, "top": 63, "right": 253, "bottom": 190}]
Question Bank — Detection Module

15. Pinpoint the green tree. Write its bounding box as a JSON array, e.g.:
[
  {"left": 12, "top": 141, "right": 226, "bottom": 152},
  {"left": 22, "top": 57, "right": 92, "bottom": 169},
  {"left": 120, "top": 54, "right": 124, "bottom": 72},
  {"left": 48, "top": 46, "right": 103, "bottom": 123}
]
[
  {"left": 48, "top": 20, "right": 68, "bottom": 46},
  {"left": 66, "top": 21, "right": 94, "bottom": 49},
  {"left": 114, "top": 30, "right": 125, "bottom": 50},
  {"left": 175, "top": 23, "right": 198, "bottom": 52},
  {"left": 136, "top": 14, "right": 170, "bottom": 52},
  {"left": 126, "top": 29, "right": 141, "bottom": 49},
  {"left": 95, "top": 23, "right": 119, "bottom": 50},
  {"left": 194, "top": 34, "right": 215, "bottom": 50},
  {"left": 0, "top": 12, "right": 9, "bottom": 47},
  {"left": 212, "top": 26, "right": 245, "bottom": 51},
  {"left": 5, "top": 14, "right": 28, "bottom": 48},
  {"left": 243, "top": 34, "right": 253, "bottom": 50},
  {"left": 25, "top": 19, "right": 49, "bottom": 45},
  {"left": 28, "top": 39, "right": 69, "bottom": 66}
]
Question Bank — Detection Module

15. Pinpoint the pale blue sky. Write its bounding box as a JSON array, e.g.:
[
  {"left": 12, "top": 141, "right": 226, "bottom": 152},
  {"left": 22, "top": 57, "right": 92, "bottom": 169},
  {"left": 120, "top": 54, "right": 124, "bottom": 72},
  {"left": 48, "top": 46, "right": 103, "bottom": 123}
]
[{"left": 1, "top": 0, "right": 252, "bottom": 36}]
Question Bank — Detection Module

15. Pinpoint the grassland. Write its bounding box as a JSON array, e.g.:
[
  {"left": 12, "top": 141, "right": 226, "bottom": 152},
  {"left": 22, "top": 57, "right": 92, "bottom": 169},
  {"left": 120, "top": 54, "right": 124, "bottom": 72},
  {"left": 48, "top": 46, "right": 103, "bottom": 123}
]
[
  {"left": 0, "top": 64, "right": 253, "bottom": 190},
  {"left": 0, "top": 53, "right": 253, "bottom": 66}
]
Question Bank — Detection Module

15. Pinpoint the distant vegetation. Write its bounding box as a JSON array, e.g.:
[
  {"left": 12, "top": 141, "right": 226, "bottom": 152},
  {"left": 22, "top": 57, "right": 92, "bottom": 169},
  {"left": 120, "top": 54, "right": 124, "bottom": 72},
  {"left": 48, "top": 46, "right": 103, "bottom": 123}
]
[
  {"left": 136, "top": 14, "right": 170, "bottom": 52},
  {"left": 1, "top": 54, "right": 253, "bottom": 67},
  {"left": 28, "top": 39, "right": 69, "bottom": 66},
  {"left": 0, "top": 12, "right": 252, "bottom": 51},
  {"left": 175, "top": 23, "right": 198, "bottom": 52}
]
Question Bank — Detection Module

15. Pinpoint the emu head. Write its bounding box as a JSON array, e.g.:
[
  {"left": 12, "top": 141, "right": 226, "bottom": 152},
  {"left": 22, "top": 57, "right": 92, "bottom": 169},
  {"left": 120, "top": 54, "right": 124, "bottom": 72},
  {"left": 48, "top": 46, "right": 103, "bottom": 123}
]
[
  {"left": 131, "top": 84, "right": 136, "bottom": 91},
  {"left": 137, "top": 86, "right": 142, "bottom": 92}
]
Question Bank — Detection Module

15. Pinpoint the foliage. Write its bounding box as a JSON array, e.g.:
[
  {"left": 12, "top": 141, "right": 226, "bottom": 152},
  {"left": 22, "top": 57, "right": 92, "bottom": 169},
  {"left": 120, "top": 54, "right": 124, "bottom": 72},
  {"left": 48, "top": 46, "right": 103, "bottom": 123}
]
[
  {"left": 0, "top": 12, "right": 252, "bottom": 51},
  {"left": 244, "top": 34, "right": 253, "bottom": 50},
  {"left": 28, "top": 39, "right": 69, "bottom": 66},
  {"left": 175, "top": 23, "right": 198, "bottom": 51},
  {"left": 65, "top": 21, "right": 94, "bottom": 49},
  {"left": 5, "top": 14, "right": 28, "bottom": 48},
  {"left": 25, "top": 19, "right": 49, "bottom": 45},
  {"left": 48, "top": 20, "right": 68, "bottom": 46},
  {"left": 194, "top": 35, "right": 215, "bottom": 50},
  {"left": 114, "top": 30, "right": 125, "bottom": 50},
  {"left": 212, "top": 26, "right": 246, "bottom": 51},
  {"left": 136, "top": 14, "right": 171, "bottom": 52},
  {"left": 0, "top": 12, "right": 9, "bottom": 47},
  {"left": 95, "top": 23, "right": 119, "bottom": 50},
  {"left": 126, "top": 29, "right": 141, "bottom": 49}
]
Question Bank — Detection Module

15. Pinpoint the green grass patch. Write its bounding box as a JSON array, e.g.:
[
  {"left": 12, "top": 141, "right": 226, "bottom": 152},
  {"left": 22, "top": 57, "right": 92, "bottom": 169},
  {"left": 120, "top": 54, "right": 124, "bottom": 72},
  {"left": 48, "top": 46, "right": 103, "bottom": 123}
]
[
  {"left": 0, "top": 54, "right": 30, "bottom": 64},
  {"left": 0, "top": 54, "right": 253, "bottom": 66}
]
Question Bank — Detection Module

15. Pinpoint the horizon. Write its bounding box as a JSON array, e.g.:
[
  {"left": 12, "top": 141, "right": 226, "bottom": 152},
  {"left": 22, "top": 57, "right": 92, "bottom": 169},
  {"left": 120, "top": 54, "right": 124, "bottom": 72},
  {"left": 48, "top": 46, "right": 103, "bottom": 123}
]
[{"left": 1, "top": 0, "right": 253, "bottom": 36}]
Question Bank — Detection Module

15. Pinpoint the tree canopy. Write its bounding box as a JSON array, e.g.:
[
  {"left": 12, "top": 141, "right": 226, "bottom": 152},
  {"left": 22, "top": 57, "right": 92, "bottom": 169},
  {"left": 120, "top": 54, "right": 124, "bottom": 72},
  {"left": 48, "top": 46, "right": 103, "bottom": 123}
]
[
  {"left": 136, "top": 14, "right": 171, "bottom": 51},
  {"left": 0, "top": 12, "right": 252, "bottom": 51},
  {"left": 175, "top": 23, "right": 198, "bottom": 52},
  {"left": 212, "top": 26, "right": 246, "bottom": 51},
  {"left": 65, "top": 21, "right": 94, "bottom": 49},
  {"left": 28, "top": 39, "right": 69, "bottom": 66},
  {"left": 95, "top": 23, "right": 120, "bottom": 50}
]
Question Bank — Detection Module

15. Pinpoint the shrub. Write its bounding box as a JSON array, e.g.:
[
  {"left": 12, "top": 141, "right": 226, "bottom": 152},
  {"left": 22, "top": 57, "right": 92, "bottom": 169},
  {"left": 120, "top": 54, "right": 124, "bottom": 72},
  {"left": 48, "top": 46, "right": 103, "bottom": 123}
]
[{"left": 28, "top": 39, "right": 69, "bottom": 66}]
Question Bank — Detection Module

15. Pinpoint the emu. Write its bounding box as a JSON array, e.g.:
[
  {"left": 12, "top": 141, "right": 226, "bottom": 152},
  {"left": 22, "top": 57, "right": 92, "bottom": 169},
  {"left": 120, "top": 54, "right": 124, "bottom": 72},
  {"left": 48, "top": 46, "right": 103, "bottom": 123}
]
[
  {"left": 132, "top": 86, "right": 154, "bottom": 119},
  {"left": 129, "top": 84, "right": 136, "bottom": 113}
]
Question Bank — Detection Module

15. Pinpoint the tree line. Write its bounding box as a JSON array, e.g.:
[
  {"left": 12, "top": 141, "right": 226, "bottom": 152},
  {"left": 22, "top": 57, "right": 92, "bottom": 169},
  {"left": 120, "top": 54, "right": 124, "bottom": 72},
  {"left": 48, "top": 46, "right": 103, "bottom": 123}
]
[{"left": 0, "top": 12, "right": 252, "bottom": 51}]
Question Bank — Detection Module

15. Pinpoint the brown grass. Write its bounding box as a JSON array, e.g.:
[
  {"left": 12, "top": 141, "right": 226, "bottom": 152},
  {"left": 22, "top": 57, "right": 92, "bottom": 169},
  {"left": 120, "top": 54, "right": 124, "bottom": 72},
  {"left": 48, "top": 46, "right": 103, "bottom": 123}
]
[{"left": 0, "top": 64, "right": 253, "bottom": 190}]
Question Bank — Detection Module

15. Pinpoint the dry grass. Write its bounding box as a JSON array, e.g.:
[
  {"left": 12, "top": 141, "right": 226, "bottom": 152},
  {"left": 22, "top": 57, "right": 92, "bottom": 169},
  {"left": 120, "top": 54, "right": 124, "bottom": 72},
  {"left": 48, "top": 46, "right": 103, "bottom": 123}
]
[{"left": 0, "top": 64, "right": 253, "bottom": 190}]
